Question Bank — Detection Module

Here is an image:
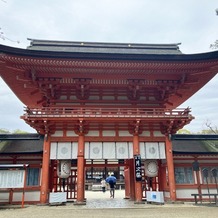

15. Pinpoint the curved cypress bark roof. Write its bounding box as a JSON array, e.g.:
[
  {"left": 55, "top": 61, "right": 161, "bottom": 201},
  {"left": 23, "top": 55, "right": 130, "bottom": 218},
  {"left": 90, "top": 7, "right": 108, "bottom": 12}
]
[
  {"left": 172, "top": 134, "right": 218, "bottom": 155},
  {"left": 1, "top": 40, "right": 218, "bottom": 61},
  {"left": 0, "top": 134, "right": 43, "bottom": 154},
  {"left": 1, "top": 133, "right": 218, "bottom": 155}
]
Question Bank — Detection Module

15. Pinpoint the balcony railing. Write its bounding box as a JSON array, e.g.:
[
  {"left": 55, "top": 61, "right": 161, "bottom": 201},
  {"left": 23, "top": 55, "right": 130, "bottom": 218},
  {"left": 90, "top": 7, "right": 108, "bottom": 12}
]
[{"left": 23, "top": 107, "right": 192, "bottom": 119}]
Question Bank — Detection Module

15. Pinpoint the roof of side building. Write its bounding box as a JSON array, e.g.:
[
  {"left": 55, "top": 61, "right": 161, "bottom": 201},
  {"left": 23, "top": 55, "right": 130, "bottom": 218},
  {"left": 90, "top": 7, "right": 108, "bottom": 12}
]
[
  {"left": 172, "top": 134, "right": 218, "bottom": 155},
  {"left": 1, "top": 133, "right": 218, "bottom": 155},
  {"left": 0, "top": 134, "right": 43, "bottom": 154}
]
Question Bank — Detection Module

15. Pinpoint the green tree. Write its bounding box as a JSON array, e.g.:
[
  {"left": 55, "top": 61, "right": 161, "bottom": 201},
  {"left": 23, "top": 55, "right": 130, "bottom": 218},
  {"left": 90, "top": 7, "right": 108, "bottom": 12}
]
[
  {"left": 0, "top": 128, "right": 10, "bottom": 133},
  {"left": 13, "top": 129, "right": 29, "bottom": 134},
  {"left": 177, "top": 129, "right": 191, "bottom": 134},
  {"left": 200, "top": 129, "right": 217, "bottom": 134},
  {"left": 0, "top": 128, "right": 29, "bottom": 134}
]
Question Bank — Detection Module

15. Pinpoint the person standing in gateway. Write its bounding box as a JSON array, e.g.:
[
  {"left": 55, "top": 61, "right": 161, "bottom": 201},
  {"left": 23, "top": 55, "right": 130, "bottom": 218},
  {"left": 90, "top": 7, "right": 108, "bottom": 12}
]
[
  {"left": 106, "top": 174, "right": 117, "bottom": 198},
  {"left": 101, "top": 178, "right": 106, "bottom": 193},
  {"left": 108, "top": 180, "right": 116, "bottom": 198}
]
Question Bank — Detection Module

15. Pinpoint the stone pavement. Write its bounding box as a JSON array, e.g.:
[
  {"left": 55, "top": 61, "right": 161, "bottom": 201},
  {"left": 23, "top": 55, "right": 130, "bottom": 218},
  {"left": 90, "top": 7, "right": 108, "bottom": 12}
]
[
  {"left": 83, "top": 189, "right": 141, "bottom": 208},
  {"left": 0, "top": 190, "right": 218, "bottom": 218}
]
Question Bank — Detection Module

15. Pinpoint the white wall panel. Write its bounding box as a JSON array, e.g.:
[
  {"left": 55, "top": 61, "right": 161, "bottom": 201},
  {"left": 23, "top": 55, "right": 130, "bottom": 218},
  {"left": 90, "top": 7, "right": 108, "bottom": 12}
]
[
  {"left": 146, "top": 142, "right": 159, "bottom": 159},
  {"left": 50, "top": 142, "right": 57, "bottom": 159},
  {"left": 66, "top": 131, "right": 77, "bottom": 136},
  {"left": 13, "top": 191, "right": 40, "bottom": 202},
  {"left": 51, "top": 131, "right": 63, "bottom": 137},
  {"left": 102, "top": 130, "right": 116, "bottom": 136},
  {"left": 50, "top": 141, "right": 165, "bottom": 160},
  {"left": 176, "top": 189, "right": 197, "bottom": 199},
  {"left": 153, "top": 131, "right": 164, "bottom": 137},
  {"left": 158, "top": 142, "right": 166, "bottom": 159},
  {"left": 103, "top": 142, "right": 116, "bottom": 159},
  {"left": 140, "top": 142, "right": 146, "bottom": 159},
  {"left": 85, "top": 142, "right": 90, "bottom": 159},
  {"left": 72, "top": 142, "right": 78, "bottom": 159},
  {"left": 119, "top": 131, "right": 132, "bottom": 136},
  {"left": 140, "top": 142, "right": 166, "bottom": 159},
  {"left": 116, "top": 142, "right": 129, "bottom": 159},
  {"left": 86, "top": 131, "right": 99, "bottom": 136},
  {"left": 90, "top": 142, "right": 103, "bottom": 159},
  {"left": 129, "top": 142, "right": 133, "bottom": 158},
  {"left": 50, "top": 142, "right": 78, "bottom": 160},
  {"left": 57, "top": 142, "right": 71, "bottom": 159},
  {"left": 140, "top": 131, "right": 150, "bottom": 137}
]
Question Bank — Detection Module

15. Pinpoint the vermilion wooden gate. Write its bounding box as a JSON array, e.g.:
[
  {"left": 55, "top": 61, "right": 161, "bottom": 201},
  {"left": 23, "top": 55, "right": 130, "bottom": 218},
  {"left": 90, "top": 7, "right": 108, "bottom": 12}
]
[
  {"left": 141, "top": 168, "right": 159, "bottom": 199},
  {"left": 52, "top": 168, "right": 77, "bottom": 200}
]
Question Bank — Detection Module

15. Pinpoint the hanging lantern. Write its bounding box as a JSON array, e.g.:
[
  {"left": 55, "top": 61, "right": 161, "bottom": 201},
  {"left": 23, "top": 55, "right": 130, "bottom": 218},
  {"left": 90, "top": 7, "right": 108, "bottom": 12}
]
[
  {"left": 57, "top": 160, "right": 71, "bottom": 178},
  {"left": 144, "top": 160, "right": 158, "bottom": 177}
]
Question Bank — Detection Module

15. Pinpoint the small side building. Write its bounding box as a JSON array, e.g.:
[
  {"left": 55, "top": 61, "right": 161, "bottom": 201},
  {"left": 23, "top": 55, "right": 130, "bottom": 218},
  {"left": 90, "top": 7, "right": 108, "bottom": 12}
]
[{"left": 172, "top": 134, "right": 218, "bottom": 202}]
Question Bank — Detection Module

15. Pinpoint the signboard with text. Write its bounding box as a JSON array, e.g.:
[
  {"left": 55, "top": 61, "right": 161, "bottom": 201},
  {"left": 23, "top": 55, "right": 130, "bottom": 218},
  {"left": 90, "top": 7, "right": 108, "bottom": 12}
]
[{"left": 134, "top": 154, "right": 142, "bottom": 181}]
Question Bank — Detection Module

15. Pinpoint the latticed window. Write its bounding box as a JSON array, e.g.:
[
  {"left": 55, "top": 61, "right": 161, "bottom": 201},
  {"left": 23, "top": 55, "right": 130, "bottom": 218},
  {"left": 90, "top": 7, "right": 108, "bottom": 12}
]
[
  {"left": 26, "top": 168, "right": 40, "bottom": 186},
  {"left": 175, "top": 167, "right": 194, "bottom": 184},
  {"left": 201, "top": 167, "right": 218, "bottom": 184}
]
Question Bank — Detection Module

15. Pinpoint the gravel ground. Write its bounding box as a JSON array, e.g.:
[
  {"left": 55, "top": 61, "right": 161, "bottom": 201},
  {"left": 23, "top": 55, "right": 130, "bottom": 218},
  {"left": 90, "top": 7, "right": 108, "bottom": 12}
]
[{"left": 0, "top": 190, "right": 218, "bottom": 218}]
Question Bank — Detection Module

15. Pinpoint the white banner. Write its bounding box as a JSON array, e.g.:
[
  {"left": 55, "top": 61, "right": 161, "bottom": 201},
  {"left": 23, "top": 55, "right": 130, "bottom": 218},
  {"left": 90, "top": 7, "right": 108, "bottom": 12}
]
[
  {"left": 103, "top": 142, "right": 116, "bottom": 159},
  {"left": 90, "top": 142, "right": 103, "bottom": 159},
  {"left": 140, "top": 142, "right": 166, "bottom": 159},
  {"left": 50, "top": 142, "right": 78, "bottom": 160},
  {"left": 0, "top": 170, "right": 25, "bottom": 188}
]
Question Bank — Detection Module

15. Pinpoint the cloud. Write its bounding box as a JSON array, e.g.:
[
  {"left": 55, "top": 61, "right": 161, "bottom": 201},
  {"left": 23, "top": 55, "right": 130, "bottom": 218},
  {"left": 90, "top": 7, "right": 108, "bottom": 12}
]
[
  {"left": 180, "top": 74, "right": 218, "bottom": 132},
  {"left": 0, "top": 0, "right": 218, "bottom": 132},
  {"left": 0, "top": 79, "right": 35, "bottom": 132}
]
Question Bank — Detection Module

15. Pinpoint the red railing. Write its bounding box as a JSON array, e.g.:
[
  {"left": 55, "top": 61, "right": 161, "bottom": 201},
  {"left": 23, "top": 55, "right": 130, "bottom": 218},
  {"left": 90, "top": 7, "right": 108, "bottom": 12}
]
[{"left": 23, "top": 107, "right": 192, "bottom": 119}]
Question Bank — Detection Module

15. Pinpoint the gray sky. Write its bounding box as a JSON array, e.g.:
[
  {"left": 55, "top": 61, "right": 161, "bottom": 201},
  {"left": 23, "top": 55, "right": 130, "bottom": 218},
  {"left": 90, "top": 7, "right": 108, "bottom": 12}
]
[{"left": 0, "top": 0, "right": 218, "bottom": 133}]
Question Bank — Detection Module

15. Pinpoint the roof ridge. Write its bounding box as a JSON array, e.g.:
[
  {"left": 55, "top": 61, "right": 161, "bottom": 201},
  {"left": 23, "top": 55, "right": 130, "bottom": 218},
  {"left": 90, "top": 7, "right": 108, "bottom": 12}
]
[{"left": 27, "top": 38, "right": 182, "bottom": 47}]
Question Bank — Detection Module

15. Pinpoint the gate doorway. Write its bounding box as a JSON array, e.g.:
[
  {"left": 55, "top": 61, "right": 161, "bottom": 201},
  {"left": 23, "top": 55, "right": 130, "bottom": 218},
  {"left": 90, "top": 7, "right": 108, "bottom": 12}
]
[
  {"left": 50, "top": 158, "right": 162, "bottom": 203},
  {"left": 85, "top": 159, "right": 126, "bottom": 192}
]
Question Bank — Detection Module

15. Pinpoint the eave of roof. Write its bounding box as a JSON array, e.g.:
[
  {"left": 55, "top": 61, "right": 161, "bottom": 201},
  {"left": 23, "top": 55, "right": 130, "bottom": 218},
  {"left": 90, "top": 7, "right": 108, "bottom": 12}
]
[
  {"left": 0, "top": 133, "right": 42, "bottom": 140},
  {"left": 0, "top": 151, "right": 43, "bottom": 155},
  {"left": 173, "top": 151, "right": 218, "bottom": 156},
  {"left": 1, "top": 43, "right": 218, "bottom": 62},
  {"left": 172, "top": 134, "right": 218, "bottom": 140}
]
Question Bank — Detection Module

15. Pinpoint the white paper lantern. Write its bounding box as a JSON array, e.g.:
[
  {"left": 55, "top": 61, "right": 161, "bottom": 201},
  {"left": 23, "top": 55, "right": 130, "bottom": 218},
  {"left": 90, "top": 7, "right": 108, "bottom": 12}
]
[
  {"left": 144, "top": 160, "right": 158, "bottom": 177},
  {"left": 57, "top": 160, "right": 71, "bottom": 178}
]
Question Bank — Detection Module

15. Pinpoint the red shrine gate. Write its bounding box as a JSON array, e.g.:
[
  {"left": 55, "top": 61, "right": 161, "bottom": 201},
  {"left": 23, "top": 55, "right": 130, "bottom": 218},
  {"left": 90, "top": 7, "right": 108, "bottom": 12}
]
[
  {"left": 22, "top": 106, "right": 192, "bottom": 203},
  {"left": 1, "top": 40, "right": 218, "bottom": 204}
]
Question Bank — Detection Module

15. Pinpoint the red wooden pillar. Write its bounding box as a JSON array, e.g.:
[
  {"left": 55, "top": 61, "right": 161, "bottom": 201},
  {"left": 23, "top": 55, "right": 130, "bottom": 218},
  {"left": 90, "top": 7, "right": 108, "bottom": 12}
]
[
  {"left": 49, "top": 160, "right": 55, "bottom": 192},
  {"left": 133, "top": 135, "right": 143, "bottom": 203},
  {"left": 165, "top": 136, "right": 176, "bottom": 201},
  {"left": 40, "top": 134, "right": 51, "bottom": 204},
  {"left": 129, "top": 159, "right": 135, "bottom": 200},
  {"left": 194, "top": 159, "right": 202, "bottom": 201},
  {"left": 76, "top": 134, "right": 85, "bottom": 204},
  {"left": 159, "top": 164, "right": 165, "bottom": 191},
  {"left": 124, "top": 161, "right": 130, "bottom": 199}
]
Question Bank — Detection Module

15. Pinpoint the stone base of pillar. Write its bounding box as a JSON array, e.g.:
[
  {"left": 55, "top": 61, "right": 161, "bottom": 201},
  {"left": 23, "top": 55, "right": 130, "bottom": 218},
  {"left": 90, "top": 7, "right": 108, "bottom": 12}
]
[
  {"left": 37, "top": 203, "right": 49, "bottom": 206},
  {"left": 74, "top": 201, "right": 86, "bottom": 205},
  {"left": 134, "top": 201, "right": 145, "bottom": 204}
]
